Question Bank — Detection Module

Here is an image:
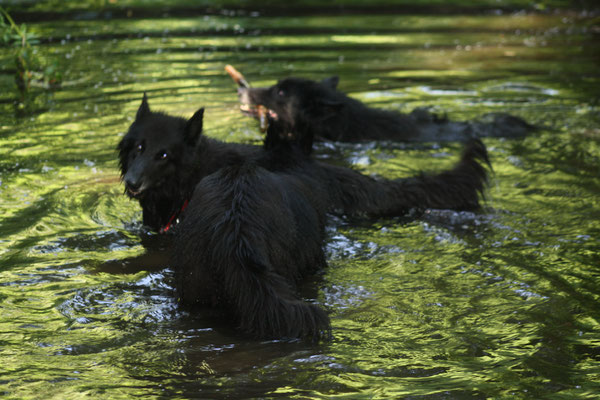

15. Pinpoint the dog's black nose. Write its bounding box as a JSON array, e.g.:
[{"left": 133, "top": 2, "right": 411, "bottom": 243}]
[{"left": 125, "top": 178, "right": 141, "bottom": 192}]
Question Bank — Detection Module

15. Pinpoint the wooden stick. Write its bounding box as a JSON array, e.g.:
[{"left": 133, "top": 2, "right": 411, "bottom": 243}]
[
  {"left": 257, "top": 105, "right": 268, "bottom": 132},
  {"left": 225, "top": 64, "right": 250, "bottom": 88}
]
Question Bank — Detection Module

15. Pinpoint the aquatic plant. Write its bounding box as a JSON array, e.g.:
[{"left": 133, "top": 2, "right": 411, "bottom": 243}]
[{"left": 1, "top": 7, "right": 61, "bottom": 102}]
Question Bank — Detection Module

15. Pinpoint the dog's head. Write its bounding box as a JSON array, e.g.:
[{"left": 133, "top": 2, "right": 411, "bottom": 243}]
[
  {"left": 238, "top": 76, "right": 343, "bottom": 131},
  {"left": 117, "top": 94, "right": 204, "bottom": 199}
]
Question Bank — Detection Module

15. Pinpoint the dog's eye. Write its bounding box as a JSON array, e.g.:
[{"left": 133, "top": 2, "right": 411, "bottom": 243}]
[
  {"left": 136, "top": 143, "right": 144, "bottom": 153},
  {"left": 278, "top": 89, "right": 285, "bottom": 97},
  {"left": 156, "top": 151, "right": 168, "bottom": 160}
]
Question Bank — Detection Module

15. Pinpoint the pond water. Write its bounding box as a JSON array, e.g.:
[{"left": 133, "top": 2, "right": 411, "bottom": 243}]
[{"left": 1, "top": 2, "right": 599, "bottom": 399}]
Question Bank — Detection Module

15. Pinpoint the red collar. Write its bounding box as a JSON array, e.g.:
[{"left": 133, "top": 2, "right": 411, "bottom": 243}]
[{"left": 160, "top": 199, "right": 189, "bottom": 234}]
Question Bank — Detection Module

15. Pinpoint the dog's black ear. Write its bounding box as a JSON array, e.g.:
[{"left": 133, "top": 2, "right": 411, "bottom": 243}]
[
  {"left": 185, "top": 107, "right": 204, "bottom": 144},
  {"left": 136, "top": 93, "right": 151, "bottom": 121},
  {"left": 321, "top": 76, "right": 339, "bottom": 90}
]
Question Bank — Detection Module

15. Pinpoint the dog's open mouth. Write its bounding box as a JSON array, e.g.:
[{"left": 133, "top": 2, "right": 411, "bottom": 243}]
[
  {"left": 239, "top": 103, "right": 278, "bottom": 132},
  {"left": 125, "top": 182, "right": 149, "bottom": 199},
  {"left": 126, "top": 187, "right": 143, "bottom": 198},
  {"left": 239, "top": 102, "right": 257, "bottom": 116},
  {"left": 239, "top": 103, "right": 278, "bottom": 119},
  {"left": 226, "top": 65, "right": 279, "bottom": 132}
]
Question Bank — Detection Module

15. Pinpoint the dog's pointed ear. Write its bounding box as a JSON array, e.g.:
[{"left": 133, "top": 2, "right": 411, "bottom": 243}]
[
  {"left": 321, "top": 76, "right": 339, "bottom": 90},
  {"left": 136, "top": 93, "right": 151, "bottom": 121},
  {"left": 185, "top": 107, "right": 204, "bottom": 144}
]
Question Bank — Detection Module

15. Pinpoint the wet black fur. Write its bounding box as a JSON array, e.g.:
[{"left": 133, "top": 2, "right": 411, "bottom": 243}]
[
  {"left": 118, "top": 95, "right": 490, "bottom": 339},
  {"left": 238, "top": 76, "right": 534, "bottom": 146}
]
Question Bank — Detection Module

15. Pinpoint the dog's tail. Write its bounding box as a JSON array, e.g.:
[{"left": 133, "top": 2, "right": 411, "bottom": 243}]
[
  {"left": 403, "top": 138, "right": 491, "bottom": 211},
  {"left": 220, "top": 245, "right": 331, "bottom": 341},
  {"left": 458, "top": 137, "right": 491, "bottom": 188},
  {"left": 322, "top": 138, "right": 491, "bottom": 216},
  {"left": 175, "top": 230, "right": 331, "bottom": 341},
  {"left": 454, "top": 138, "right": 491, "bottom": 205}
]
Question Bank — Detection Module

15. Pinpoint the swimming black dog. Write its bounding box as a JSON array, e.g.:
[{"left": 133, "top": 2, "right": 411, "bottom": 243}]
[
  {"left": 118, "top": 94, "right": 490, "bottom": 339},
  {"left": 238, "top": 76, "right": 533, "bottom": 146}
]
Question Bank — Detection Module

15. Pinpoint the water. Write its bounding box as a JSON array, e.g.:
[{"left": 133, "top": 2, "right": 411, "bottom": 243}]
[{"left": 1, "top": 2, "right": 599, "bottom": 399}]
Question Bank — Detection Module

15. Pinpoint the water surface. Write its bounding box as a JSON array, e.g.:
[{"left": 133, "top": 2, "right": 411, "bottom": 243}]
[{"left": 1, "top": 2, "right": 599, "bottom": 399}]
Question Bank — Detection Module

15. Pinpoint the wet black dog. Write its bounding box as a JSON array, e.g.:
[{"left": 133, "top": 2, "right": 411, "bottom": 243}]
[
  {"left": 238, "top": 76, "right": 533, "bottom": 146},
  {"left": 118, "top": 95, "right": 490, "bottom": 339}
]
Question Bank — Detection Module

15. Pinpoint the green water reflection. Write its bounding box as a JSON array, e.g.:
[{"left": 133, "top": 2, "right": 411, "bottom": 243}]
[{"left": 1, "top": 1, "right": 599, "bottom": 399}]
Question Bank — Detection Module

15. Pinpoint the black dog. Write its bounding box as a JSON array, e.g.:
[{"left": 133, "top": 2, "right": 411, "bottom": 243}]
[
  {"left": 238, "top": 76, "right": 533, "bottom": 146},
  {"left": 118, "top": 95, "right": 490, "bottom": 339}
]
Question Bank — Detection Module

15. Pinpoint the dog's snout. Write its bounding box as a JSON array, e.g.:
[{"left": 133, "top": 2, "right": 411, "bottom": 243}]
[{"left": 125, "top": 178, "right": 141, "bottom": 191}]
